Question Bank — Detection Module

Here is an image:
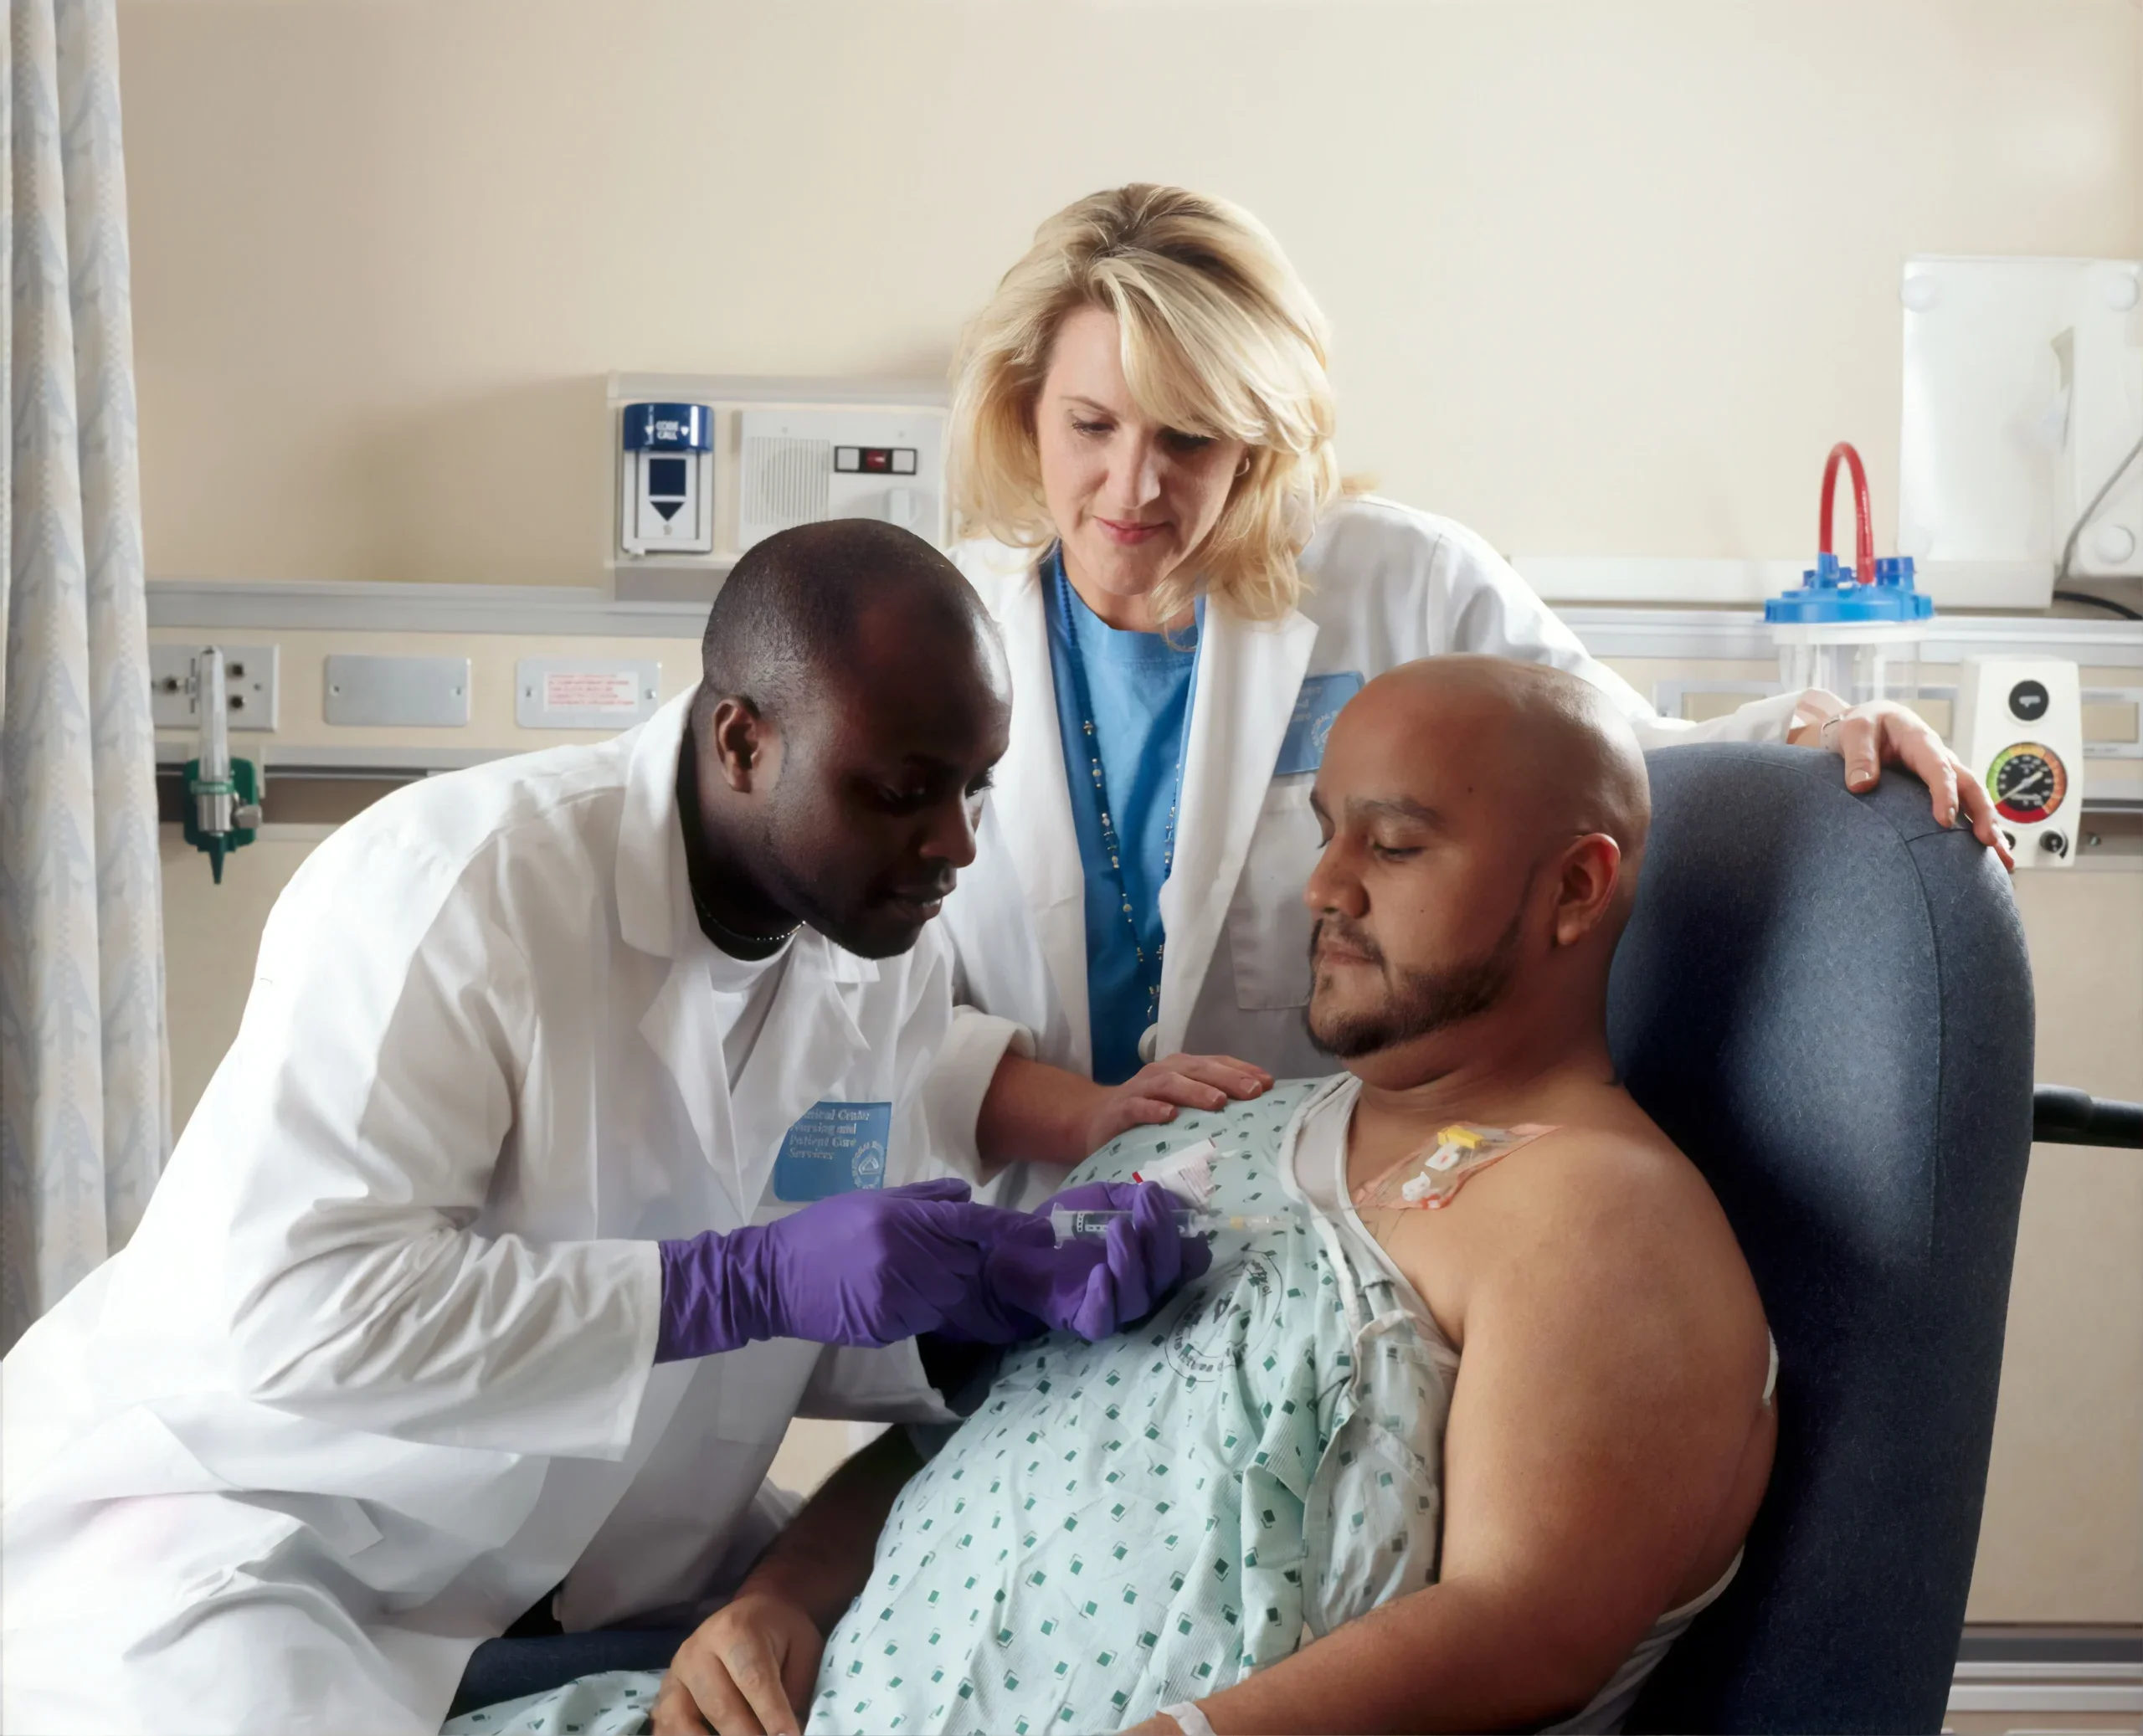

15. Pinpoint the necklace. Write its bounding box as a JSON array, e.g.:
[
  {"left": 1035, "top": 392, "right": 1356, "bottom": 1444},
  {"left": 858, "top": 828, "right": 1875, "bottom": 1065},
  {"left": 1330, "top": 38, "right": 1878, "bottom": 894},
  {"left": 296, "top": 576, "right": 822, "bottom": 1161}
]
[
  {"left": 690, "top": 879, "right": 800, "bottom": 954},
  {"left": 1048, "top": 547, "right": 1199, "bottom": 1040}
]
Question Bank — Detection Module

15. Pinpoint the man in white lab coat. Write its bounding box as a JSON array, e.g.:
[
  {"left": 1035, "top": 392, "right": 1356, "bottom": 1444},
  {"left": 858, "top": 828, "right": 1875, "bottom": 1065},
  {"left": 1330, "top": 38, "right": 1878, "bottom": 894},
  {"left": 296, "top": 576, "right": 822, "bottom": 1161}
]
[{"left": 0, "top": 521, "right": 1203, "bottom": 1735}]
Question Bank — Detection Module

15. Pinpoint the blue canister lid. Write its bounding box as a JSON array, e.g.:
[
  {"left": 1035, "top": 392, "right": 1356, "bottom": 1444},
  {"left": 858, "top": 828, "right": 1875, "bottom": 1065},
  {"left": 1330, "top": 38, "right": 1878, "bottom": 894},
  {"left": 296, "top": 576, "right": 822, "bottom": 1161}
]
[
  {"left": 1764, "top": 552, "right": 1933, "bottom": 624},
  {"left": 622, "top": 403, "right": 713, "bottom": 453}
]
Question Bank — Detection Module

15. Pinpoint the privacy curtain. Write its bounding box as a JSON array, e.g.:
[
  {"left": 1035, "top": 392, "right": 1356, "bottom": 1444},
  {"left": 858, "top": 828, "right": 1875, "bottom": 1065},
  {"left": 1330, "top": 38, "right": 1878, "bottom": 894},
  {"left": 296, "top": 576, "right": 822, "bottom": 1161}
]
[{"left": 1, "top": 0, "right": 164, "bottom": 1352}]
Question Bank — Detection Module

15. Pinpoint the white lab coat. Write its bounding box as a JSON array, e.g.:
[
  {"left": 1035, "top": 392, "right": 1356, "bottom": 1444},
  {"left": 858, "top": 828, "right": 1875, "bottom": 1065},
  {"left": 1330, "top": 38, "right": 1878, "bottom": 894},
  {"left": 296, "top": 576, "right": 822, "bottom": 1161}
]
[
  {"left": 0, "top": 690, "right": 1022, "bottom": 1735},
  {"left": 943, "top": 496, "right": 1803, "bottom": 1092}
]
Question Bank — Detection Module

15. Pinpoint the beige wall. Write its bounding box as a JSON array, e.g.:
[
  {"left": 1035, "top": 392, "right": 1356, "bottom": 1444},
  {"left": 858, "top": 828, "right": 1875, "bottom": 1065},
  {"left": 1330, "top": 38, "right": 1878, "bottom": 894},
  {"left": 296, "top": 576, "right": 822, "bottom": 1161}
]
[
  {"left": 121, "top": 0, "right": 2143, "bottom": 589},
  {"left": 161, "top": 828, "right": 328, "bottom": 1130}
]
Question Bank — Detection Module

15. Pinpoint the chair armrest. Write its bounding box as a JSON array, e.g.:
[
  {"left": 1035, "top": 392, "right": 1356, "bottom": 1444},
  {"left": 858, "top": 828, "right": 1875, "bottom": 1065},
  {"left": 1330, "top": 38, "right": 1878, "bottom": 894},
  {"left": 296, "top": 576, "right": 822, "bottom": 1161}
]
[{"left": 2033, "top": 1086, "right": 2143, "bottom": 1149}]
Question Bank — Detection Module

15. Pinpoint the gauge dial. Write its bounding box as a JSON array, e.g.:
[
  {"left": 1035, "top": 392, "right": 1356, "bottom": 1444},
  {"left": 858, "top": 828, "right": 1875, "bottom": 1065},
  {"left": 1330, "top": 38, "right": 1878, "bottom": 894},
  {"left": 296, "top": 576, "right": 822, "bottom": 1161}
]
[{"left": 1986, "top": 742, "right": 2067, "bottom": 824}]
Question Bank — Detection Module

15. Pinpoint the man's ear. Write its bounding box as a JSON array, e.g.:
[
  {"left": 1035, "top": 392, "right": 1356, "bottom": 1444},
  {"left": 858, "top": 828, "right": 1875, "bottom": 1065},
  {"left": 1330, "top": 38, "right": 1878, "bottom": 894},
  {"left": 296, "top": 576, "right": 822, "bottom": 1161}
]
[
  {"left": 1550, "top": 833, "right": 1622, "bottom": 948},
  {"left": 708, "top": 695, "right": 777, "bottom": 794}
]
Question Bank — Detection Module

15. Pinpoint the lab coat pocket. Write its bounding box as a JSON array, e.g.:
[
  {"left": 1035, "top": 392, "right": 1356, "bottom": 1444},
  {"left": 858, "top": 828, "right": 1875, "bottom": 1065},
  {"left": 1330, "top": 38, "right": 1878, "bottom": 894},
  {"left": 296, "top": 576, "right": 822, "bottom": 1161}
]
[
  {"left": 1227, "top": 779, "right": 1322, "bottom": 1011},
  {"left": 710, "top": 1338, "right": 822, "bottom": 1445}
]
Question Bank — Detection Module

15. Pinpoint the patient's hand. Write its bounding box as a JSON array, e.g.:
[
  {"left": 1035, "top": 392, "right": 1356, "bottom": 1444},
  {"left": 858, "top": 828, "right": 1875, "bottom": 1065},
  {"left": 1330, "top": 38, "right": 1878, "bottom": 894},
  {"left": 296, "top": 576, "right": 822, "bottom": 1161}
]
[{"left": 654, "top": 1589, "right": 821, "bottom": 1736}]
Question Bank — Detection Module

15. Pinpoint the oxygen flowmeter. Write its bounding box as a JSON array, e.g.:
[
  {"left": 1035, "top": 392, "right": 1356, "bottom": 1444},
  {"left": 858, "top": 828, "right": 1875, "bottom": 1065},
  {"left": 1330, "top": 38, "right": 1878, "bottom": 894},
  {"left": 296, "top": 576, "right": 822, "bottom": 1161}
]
[
  {"left": 1765, "top": 442, "right": 1934, "bottom": 706},
  {"left": 182, "top": 645, "right": 262, "bottom": 883}
]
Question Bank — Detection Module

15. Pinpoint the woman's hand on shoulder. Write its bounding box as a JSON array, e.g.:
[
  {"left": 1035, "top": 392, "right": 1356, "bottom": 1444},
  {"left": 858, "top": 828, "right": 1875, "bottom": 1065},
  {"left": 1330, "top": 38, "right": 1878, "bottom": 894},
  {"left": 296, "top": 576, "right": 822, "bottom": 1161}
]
[
  {"left": 1082, "top": 1053, "right": 1273, "bottom": 1155},
  {"left": 1790, "top": 693, "right": 2013, "bottom": 870}
]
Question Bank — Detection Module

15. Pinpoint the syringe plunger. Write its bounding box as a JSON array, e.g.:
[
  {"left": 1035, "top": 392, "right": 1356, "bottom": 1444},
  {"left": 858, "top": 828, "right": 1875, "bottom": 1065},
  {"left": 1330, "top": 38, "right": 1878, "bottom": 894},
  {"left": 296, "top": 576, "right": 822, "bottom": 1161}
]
[{"left": 1050, "top": 1207, "right": 1285, "bottom": 1245}]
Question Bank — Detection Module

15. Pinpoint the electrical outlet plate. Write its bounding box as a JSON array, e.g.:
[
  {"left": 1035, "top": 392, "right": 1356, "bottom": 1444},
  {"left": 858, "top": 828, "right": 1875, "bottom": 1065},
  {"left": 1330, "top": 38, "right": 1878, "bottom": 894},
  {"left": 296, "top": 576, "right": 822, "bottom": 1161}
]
[
  {"left": 150, "top": 643, "right": 279, "bottom": 732},
  {"left": 323, "top": 654, "right": 471, "bottom": 727}
]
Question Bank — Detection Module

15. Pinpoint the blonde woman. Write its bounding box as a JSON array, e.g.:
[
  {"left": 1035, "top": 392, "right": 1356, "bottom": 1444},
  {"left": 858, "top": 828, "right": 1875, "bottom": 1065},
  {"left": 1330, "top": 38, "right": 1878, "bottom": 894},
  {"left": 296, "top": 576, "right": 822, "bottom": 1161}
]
[{"left": 955, "top": 185, "right": 2002, "bottom": 1163}]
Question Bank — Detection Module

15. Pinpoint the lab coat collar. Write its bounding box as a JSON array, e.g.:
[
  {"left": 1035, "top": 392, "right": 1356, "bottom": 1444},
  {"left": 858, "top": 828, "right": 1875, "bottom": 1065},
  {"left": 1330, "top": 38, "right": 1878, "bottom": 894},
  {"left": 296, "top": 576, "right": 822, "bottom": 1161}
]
[
  {"left": 1156, "top": 602, "right": 1319, "bottom": 1057},
  {"left": 988, "top": 561, "right": 1092, "bottom": 1074},
  {"left": 639, "top": 927, "right": 878, "bottom": 1225},
  {"left": 640, "top": 953, "right": 746, "bottom": 1220},
  {"left": 724, "top": 930, "right": 874, "bottom": 1213},
  {"left": 617, "top": 686, "right": 698, "bottom": 960}
]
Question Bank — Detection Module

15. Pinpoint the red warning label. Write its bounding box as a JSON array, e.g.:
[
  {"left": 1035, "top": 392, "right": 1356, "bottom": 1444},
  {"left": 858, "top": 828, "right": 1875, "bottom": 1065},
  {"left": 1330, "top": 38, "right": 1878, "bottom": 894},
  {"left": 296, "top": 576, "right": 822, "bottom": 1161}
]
[{"left": 544, "top": 670, "right": 640, "bottom": 714}]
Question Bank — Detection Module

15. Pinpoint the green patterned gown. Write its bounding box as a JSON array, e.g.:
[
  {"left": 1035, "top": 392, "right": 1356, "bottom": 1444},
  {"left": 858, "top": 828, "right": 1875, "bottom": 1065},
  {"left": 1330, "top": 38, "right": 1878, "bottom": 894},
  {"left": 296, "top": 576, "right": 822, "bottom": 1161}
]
[{"left": 807, "top": 1078, "right": 1452, "bottom": 1734}]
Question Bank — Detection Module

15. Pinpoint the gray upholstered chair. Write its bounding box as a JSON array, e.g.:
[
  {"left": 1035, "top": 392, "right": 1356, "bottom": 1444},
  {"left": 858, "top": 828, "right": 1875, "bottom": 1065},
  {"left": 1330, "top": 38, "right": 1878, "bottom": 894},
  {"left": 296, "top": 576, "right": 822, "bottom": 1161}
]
[{"left": 1614, "top": 744, "right": 2036, "bottom": 1733}]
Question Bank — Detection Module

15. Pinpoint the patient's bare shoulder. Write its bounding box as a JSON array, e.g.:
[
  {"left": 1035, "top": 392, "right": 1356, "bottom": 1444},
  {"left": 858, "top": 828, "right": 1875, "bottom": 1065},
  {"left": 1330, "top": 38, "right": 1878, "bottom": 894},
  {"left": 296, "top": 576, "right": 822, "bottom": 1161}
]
[
  {"left": 1369, "top": 1112, "right": 1765, "bottom": 1374},
  {"left": 1373, "top": 1111, "right": 1776, "bottom": 1610}
]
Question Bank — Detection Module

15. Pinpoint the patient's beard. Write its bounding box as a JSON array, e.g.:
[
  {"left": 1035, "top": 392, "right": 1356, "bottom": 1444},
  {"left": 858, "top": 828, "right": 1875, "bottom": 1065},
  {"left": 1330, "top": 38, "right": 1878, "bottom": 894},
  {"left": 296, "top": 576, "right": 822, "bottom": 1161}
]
[{"left": 1304, "top": 900, "right": 1527, "bottom": 1061}]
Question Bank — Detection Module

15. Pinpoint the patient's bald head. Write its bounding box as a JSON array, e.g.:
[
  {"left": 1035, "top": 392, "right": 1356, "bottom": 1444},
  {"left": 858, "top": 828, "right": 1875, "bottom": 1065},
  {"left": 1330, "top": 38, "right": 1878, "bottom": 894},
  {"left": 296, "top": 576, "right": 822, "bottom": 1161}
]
[
  {"left": 1303, "top": 655, "right": 1649, "bottom": 1076},
  {"left": 1390, "top": 656, "right": 1651, "bottom": 873},
  {"left": 686, "top": 520, "right": 1010, "bottom": 958}
]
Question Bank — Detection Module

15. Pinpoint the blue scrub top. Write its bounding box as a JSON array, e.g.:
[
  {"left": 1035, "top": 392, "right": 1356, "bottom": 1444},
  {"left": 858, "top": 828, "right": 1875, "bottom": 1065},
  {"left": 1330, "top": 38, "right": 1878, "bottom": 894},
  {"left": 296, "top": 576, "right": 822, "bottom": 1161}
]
[{"left": 1044, "top": 553, "right": 1200, "bottom": 1086}]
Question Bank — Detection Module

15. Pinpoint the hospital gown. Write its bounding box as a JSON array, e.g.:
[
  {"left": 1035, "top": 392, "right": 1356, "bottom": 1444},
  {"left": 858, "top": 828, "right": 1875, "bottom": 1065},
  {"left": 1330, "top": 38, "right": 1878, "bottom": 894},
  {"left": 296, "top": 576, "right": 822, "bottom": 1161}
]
[
  {"left": 447, "top": 1672, "right": 658, "bottom": 1735},
  {"left": 450, "top": 1078, "right": 1725, "bottom": 1734}
]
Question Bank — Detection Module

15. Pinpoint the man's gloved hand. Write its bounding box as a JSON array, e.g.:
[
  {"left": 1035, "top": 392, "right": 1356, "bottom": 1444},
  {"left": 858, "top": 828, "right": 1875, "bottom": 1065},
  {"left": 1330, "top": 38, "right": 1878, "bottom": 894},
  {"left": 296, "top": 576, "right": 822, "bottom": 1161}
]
[
  {"left": 967, "top": 1180, "right": 1214, "bottom": 1343},
  {"left": 656, "top": 1179, "right": 1046, "bottom": 1362}
]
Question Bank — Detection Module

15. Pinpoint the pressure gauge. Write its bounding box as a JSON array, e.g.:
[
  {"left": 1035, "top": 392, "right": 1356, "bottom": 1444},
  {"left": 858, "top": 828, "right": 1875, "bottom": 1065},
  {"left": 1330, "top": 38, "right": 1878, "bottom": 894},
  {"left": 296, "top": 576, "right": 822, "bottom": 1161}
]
[
  {"left": 1986, "top": 742, "right": 2068, "bottom": 824},
  {"left": 1956, "top": 659, "right": 2084, "bottom": 871}
]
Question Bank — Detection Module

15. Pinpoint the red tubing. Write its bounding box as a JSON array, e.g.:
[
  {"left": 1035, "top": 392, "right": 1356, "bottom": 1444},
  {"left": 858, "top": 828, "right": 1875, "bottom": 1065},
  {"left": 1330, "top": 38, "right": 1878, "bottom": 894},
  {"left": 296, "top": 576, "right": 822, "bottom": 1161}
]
[{"left": 1818, "top": 442, "right": 1876, "bottom": 586}]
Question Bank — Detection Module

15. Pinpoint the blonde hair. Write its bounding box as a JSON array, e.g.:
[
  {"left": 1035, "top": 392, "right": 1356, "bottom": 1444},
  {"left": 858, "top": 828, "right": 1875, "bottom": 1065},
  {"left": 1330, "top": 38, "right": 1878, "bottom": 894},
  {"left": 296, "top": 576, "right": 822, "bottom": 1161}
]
[{"left": 948, "top": 185, "right": 1341, "bottom": 624}]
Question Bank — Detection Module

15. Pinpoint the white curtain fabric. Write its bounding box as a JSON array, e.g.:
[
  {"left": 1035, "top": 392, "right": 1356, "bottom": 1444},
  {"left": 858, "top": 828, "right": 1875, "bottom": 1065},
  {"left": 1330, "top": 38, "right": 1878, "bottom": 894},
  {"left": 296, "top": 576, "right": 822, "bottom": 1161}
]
[{"left": 1, "top": 0, "right": 164, "bottom": 1352}]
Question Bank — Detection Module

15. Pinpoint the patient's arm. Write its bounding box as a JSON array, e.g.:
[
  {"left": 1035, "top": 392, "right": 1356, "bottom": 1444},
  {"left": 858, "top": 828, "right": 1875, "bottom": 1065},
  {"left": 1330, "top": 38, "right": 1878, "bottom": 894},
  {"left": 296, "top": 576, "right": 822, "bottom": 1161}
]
[
  {"left": 653, "top": 1429, "right": 922, "bottom": 1736},
  {"left": 1144, "top": 1131, "right": 1775, "bottom": 1735}
]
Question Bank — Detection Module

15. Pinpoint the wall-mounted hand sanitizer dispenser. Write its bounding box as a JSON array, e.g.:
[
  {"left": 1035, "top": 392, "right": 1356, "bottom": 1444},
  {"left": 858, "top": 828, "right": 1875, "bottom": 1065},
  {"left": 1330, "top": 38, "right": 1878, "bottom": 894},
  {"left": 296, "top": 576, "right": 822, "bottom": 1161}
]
[{"left": 620, "top": 402, "right": 714, "bottom": 556}]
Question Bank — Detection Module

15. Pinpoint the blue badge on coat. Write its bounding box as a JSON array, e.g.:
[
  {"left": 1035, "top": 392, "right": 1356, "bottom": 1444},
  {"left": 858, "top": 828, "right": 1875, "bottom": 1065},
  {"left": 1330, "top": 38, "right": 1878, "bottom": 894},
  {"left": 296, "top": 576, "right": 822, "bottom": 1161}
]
[
  {"left": 1273, "top": 671, "right": 1366, "bottom": 776},
  {"left": 772, "top": 1101, "right": 893, "bottom": 1202}
]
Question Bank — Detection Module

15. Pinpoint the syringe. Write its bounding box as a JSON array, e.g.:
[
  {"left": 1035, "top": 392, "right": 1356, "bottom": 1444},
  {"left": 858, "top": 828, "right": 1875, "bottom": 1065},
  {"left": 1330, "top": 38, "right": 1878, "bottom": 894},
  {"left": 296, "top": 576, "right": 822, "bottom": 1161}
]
[{"left": 1050, "top": 1207, "right": 1287, "bottom": 1246}]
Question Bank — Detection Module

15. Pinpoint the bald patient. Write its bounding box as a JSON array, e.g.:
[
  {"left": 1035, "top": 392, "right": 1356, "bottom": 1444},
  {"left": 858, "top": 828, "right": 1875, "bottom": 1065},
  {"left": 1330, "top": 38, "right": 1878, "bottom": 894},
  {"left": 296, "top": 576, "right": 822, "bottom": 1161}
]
[
  {"left": 1188, "top": 655, "right": 1778, "bottom": 1732},
  {"left": 590, "top": 654, "right": 1776, "bottom": 1736}
]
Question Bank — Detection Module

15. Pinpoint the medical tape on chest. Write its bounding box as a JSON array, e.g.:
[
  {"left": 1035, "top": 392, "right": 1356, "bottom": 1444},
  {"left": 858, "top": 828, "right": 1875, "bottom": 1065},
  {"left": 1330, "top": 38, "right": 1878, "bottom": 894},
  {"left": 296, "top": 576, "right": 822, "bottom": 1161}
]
[
  {"left": 1351, "top": 1122, "right": 1560, "bottom": 1212},
  {"left": 1130, "top": 1135, "right": 1221, "bottom": 1207}
]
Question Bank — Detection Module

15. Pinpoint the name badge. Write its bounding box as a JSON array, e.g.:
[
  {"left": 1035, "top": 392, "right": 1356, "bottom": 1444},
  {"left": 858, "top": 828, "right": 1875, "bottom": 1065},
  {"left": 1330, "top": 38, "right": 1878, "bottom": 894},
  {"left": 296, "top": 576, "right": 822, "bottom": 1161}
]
[
  {"left": 772, "top": 1100, "right": 892, "bottom": 1202},
  {"left": 1273, "top": 671, "right": 1365, "bottom": 776}
]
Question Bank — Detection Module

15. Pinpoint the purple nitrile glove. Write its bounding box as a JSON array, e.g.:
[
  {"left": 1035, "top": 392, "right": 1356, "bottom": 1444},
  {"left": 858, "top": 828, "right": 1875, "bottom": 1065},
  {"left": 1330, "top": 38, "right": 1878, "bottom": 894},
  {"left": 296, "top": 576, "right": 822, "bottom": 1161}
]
[
  {"left": 974, "top": 1179, "right": 1215, "bottom": 1343},
  {"left": 655, "top": 1178, "right": 1042, "bottom": 1362}
]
